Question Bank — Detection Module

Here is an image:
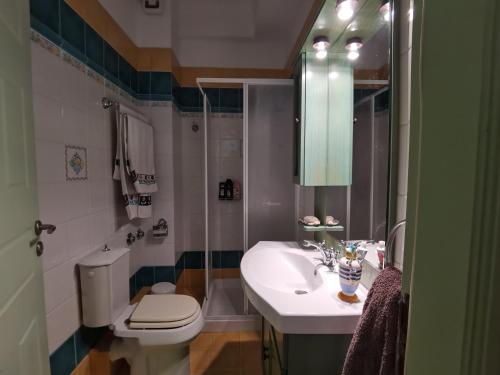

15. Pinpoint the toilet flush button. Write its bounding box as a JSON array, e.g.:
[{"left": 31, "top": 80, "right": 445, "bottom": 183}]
[{"left": 87, "top": 271, "right": 95, "bottom": 278}]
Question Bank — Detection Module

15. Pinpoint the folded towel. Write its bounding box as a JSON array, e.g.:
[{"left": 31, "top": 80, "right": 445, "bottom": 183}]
[
  {"left": 126, "top": 115, "right": 157, "bottom": 194},
  {"left": 299, "top": 216, "right": 320, "bottom": 226},
  {"left": 342, "top": 267, "right": 402, "bottom": 375}
]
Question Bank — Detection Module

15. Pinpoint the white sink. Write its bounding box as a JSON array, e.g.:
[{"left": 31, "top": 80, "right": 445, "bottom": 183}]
[{"left": 241, "top": 241, "right": 368, "bottom": 334}]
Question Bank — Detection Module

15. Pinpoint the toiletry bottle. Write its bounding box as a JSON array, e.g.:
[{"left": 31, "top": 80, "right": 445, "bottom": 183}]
[
  {"left": 376, "top": 241, "right": 385, "bottom": 269},
  {"left": 233, "top": 180, "right": 241, "bottom": 200},
  {"left": 225, "top": 179, "right": 234, "bottom": 200},
  {"left": 219, "top": 182, "right": 226, "bottom": 200}
]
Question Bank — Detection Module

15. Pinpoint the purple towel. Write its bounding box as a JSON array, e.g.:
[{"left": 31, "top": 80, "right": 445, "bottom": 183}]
[{"left": 342, "top": 267, "right": 402, "bottom": 375}]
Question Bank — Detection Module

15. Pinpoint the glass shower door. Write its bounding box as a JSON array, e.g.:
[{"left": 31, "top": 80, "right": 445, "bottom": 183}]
[
  {"left": 203, "top": 94, "right": 212, "bottom": 299},
  {"left": 246, "top": 84, "right": 296, "bottom": 250}
]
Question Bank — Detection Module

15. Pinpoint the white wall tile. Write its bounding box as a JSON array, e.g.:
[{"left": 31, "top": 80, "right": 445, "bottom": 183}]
[
  {"left": 65, "top": 182, "right": 91, "bottom": 220},
  {"left": 66, "top": 215, "right": 91, "bottom": 260},
  {"left": 62, "top": 104, "right": 88, "bottom": 147},
  {"left": 46, "top": 296, "right": 80, "bottom": 353},
  {"left": 37, "top": 183, "right": 72, "bottom": 224},
  {"left": 32, "top": 93, "right": 63, "bottom": 142},
  {"left": 42, "top": 222, "right": 69, "bottom": 271},
  {"left": 35, "top": 141, "right": 66, "bottom": 184},
  {"left": 43, "top": 259, "right": 78, "bottom": 314},
  {"left": 31, "top": 44, "right": 63, "bottom": 101}
]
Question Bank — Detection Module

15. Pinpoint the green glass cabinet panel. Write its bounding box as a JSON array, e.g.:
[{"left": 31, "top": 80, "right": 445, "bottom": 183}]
[
  {"left": 295, "top": 52, "right": 353, "bottom": 186},
  {"left": 326, "top": 57, "right": 353, "bottom": 185}
]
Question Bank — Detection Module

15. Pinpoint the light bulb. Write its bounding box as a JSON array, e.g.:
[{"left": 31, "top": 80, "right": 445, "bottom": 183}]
[
  {"left": 347, "top": 50, "right": 359, "bottom": 60},
  {"left": 329, "top": 71, "right": 339, "bottom": 79},
  {"left": 316, "top": 50, "right": 327, "bottom": 59},
  {"left": 379, "top": 1, "right": 391, "bottom": 22},
  {"left": 337, "top": 3, "right": 354, "bottom": 21}
]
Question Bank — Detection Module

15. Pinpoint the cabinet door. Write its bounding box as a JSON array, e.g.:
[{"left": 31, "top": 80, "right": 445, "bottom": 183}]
[
  {"left": 297, "top": 52, "right": 353, "bottom": 186},
  {"left": 326, "top": 58, "right": 353, "bottom": 185},
  {"left": 303, "top": 52, "right": 330, "bottom": 185},
  {"left": 293, "top": 54, "right": 304, "bottom": 182}
]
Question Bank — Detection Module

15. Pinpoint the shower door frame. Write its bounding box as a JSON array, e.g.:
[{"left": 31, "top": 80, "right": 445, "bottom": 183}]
[{"left": 197, "top": 78, "right": 293, "bottom": 312}]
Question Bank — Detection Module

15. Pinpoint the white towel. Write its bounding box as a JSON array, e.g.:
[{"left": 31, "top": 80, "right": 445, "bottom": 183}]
[
  {"left": 113, "top": 111, "right": 139, "bottom": 219},
  {"left": 112, "top": 109, "right": 154, "bottom": 219},
  {"left": 126, "top": 115, "right": 157, "bottom": 194}
]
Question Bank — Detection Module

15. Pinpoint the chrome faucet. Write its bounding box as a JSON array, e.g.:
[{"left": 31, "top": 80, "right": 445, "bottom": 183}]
[
  {"left": 385, "top": 220, "right": 406, "bottom": 267},
  {"left": 302, "top": 240, "right": 339, "bottom": 275}
]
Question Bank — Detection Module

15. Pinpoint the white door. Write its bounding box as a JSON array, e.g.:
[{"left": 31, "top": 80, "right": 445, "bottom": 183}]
[{"left": 0, "top": 0, "right": 51, "bottom": 374}]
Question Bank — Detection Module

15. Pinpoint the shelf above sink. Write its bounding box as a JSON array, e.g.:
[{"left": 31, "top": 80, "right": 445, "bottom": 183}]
[{"left": 299, "top": 224, "right": 344, "bottom": 232}]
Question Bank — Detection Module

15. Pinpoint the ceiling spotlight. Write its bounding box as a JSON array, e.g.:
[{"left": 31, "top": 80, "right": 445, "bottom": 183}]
[
  {"left": 336, "top": 0, "right": 358, "bottom": 21},
  {"left": 313, "top": 36, "right": 330, "bottom": 60},
  {"left": 345, "top": 37, "right": 363, "bottom": 60},
  {"left": 379, "top": 0, "right": 391, "bottom": 22}
]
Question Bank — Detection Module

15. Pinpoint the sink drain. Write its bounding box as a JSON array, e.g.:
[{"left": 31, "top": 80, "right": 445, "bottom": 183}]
[{"left": 294, "top": 289, "right": 308, "bottom": 295}]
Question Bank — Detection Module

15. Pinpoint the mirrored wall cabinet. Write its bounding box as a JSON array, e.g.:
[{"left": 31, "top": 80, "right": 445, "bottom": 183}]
[
  {"left": 294, "top": 51, "right": 353, "bottom": 186},
  {"left": 294, "top": 0, "right": 390, "bottom": 187}
]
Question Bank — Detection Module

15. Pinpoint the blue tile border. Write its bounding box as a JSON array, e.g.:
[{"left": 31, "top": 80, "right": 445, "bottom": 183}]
[
  {"left": 29, "top": 2, "right": 244, "bottom": 113},
  {"left": 174, "top": 250, "right": 244, "bottom": 280},
  {"left": 49, "top": 325, "right": 106, "bottom": 375}
]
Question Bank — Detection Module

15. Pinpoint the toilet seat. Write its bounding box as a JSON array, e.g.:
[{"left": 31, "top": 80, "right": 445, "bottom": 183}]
[
  {"left": 129, "top": 295, "right": 201, "bottom": 329},
  {"left": 113, "top": 295, "right": 204, "bottom": 347}
]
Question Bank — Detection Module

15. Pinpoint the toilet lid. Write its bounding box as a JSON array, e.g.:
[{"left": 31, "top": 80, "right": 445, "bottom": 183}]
[{"left": 129, "top": 295, "right": 200, "bottom": 329}]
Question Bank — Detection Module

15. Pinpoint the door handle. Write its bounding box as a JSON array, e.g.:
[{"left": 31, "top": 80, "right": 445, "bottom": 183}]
[
  {"left": 34, "top": 220, "right": 56, "bottom": 236},
  {"left": 35, "top": 241, "right": 44, "bottom": 257}
]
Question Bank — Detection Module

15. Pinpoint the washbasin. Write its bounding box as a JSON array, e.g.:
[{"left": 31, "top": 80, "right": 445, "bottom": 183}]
[
  {"left": 249, "top": 249, "right": 323, "bottom": 294},
  {"left": 241, "top": 241, "right": 368, "bottom": 334}
]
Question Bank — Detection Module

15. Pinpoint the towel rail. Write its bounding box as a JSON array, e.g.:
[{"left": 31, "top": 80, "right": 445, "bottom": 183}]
[
  {"left": 385, "top": 220, "right": 406, "bottom": 267},
  {"left": 101, "top": 97, "right": 152, "bottom": 125}
]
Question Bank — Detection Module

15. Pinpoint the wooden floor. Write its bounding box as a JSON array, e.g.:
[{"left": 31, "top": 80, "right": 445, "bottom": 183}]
[{"left": 190, "top": 331, "right": 263, "bottom": 375}]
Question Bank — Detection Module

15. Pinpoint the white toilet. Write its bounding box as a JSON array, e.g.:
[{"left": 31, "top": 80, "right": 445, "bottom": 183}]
[{"left": 78, "top": 247, "right": 204, "bottom": 375}]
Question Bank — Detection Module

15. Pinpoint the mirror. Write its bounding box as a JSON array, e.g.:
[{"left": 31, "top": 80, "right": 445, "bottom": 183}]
[{"left": 301, "top": 0, "right": 392, "bottom": 270}]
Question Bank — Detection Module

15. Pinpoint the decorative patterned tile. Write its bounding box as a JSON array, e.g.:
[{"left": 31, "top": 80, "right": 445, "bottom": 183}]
[
  {"left": 65, "top": 145, "right": 87, "bottom": 181},
  {"left": 31, "top": 30, "right": 61, "bottom": 57},
  {"left": 61, "top": 51, "right": 86, "bottom": 73}
]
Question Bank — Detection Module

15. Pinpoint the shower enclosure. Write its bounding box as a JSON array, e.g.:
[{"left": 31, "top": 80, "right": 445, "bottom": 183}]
[
  {"left": 198, "top": 79, "right": 295, "bottom": 330},
  {"left": 349, "top": 87, "right": 390, "bottom": 241}
]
